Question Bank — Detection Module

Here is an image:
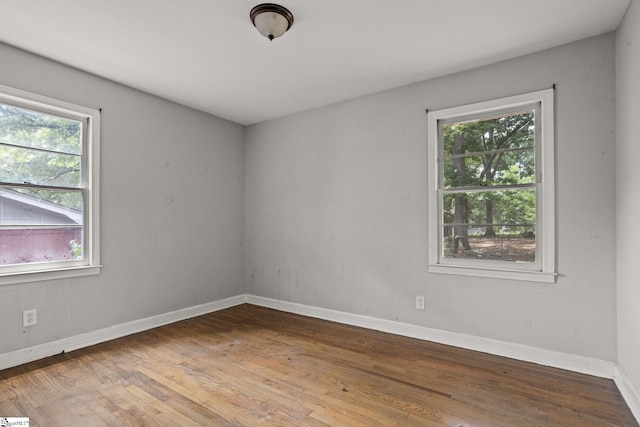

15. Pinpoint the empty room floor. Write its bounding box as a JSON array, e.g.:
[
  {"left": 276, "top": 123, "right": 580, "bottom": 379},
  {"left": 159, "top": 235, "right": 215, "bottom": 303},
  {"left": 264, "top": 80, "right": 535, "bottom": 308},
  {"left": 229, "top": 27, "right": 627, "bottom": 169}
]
[{"left": 0, "top": 304, "right": 637, "bottom": 426}]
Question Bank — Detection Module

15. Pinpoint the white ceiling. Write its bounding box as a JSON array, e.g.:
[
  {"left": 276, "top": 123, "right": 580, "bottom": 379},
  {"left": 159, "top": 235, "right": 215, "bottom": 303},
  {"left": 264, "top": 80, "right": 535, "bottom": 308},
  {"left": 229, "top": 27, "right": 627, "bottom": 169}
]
[{"left": 0, "top": 0, "right": 631, "bottom": 125}]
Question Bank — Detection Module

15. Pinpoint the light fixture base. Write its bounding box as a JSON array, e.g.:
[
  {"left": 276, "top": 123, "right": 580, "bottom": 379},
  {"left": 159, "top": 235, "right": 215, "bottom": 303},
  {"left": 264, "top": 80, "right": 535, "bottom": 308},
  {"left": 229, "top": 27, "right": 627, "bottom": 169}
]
[{"left": 250, "top": 3, "right": 294, "bottom": 40}]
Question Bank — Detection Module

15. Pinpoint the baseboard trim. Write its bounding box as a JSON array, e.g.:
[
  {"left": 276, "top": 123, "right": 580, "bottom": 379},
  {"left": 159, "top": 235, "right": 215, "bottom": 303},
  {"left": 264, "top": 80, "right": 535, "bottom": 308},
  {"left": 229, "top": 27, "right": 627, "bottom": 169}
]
[
  {"left": 0, "top": 294, "right": 248, "bottom": 371},
  {"left": 247, "top": 295, "right": 616, "bottom": 379},
  {"left": 615, "top": 365, "right": 640, "bottom": 423}
]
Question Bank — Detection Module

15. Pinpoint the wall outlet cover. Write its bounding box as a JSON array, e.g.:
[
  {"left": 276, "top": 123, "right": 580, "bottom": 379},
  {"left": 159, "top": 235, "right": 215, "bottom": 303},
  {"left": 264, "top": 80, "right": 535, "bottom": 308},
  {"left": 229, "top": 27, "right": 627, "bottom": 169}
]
[{"left": 23, "top": 309, "right": 37, "bottom": 327}]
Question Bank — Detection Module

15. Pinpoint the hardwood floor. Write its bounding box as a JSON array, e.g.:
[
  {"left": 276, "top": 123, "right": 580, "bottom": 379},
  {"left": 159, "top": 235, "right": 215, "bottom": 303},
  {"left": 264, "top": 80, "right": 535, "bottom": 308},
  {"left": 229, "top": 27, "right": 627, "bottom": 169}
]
[{"left": 0, "top": 304, "right": 637, "bottom": 426}]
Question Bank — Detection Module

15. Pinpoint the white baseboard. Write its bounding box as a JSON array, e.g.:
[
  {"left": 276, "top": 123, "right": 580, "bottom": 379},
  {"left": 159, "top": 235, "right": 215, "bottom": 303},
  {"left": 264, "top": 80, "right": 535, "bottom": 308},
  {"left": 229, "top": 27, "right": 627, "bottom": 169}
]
[
  {"left": 615, "top": 365, "right": 640, "bottom": 423},
  {"left": 0, "top": 294, "right": 248, "bottom": 371},
  {"left": 247, "top": 295, "right": 616, "bottom": 379},
  {"left": 0, "top": 294, "right": 615, "bottom": 378}
]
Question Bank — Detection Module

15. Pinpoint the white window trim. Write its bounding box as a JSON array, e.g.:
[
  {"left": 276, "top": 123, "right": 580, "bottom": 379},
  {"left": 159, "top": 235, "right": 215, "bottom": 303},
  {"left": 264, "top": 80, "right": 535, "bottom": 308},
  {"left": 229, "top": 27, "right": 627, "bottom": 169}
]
[
  {"left": 427, "top": 89, "right": 555, "bottom": 283},
  {"left": 0, "top": 84, "right": 101, "bottom": 286}
]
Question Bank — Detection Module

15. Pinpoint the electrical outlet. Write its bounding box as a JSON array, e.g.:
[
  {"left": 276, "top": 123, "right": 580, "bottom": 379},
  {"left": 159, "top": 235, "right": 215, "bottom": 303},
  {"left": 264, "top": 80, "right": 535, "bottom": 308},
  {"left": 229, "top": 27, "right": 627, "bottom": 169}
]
[
  {"left": 416, "top": 296, "right": 425, "bottom": 310},
  {"left": 23, "top": 309, "right": 37, "bottom": 327}
]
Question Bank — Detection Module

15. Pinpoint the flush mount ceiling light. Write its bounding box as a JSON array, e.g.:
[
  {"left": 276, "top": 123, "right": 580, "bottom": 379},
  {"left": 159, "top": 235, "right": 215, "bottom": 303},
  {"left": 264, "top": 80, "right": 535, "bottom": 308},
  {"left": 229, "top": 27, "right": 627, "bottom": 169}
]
[{"left": 250, "top": 3, "right": 294, "bottom": 41}]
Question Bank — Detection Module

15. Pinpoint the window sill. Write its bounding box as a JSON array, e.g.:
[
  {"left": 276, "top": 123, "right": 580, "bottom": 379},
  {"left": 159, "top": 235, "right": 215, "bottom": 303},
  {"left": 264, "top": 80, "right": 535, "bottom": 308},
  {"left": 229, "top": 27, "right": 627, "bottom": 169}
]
[
  {"left": 0, "top": 265, "right": 102, "bottom": 286},
  {"left": 428, "top": 264, "right": 556, "bottom": 283}
]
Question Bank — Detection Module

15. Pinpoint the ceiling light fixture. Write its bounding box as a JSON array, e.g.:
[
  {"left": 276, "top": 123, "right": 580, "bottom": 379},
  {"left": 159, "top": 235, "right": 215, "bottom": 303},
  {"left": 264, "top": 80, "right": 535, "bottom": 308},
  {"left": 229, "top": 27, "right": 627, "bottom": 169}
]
[{"left": 250, "top": 3, "right": 294, "bottom": 41}]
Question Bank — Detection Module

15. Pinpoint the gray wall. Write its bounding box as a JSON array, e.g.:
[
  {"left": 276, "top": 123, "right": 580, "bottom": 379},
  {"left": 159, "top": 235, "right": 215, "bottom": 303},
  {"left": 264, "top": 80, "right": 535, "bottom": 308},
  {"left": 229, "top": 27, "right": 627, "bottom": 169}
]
[
  {"left": 0, "top": 29, "right": 625, "bottom": 371},
  {"left": 246, "top": 34, "right": 617, "bottom": 360},
  {"left": 0, "top": 42, "right": 245, "bottom": 354},
  {"left": 617, "top": 0, "right": 640, "bottom": 400}
]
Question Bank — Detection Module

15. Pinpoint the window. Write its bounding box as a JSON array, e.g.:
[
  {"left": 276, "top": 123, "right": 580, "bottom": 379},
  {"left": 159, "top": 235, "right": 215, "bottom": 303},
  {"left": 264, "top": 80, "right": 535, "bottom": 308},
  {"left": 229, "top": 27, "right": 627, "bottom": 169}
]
[
  {"left": 0, "top": 84, "right": 100, "bottom": 284},
  {"left": 427, "top": 90, "right": 555, "bottom": 283}
]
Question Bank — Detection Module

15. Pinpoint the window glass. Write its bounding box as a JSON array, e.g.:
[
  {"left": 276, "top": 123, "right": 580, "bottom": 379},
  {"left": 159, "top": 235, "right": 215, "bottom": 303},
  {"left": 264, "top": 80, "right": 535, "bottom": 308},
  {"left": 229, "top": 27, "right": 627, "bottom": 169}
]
[
  {"left": 0, "top": 86, "right": 99, "bottom": 281},
  {"left": 440, "top": 110, "right": 536, "bottom": 264}
]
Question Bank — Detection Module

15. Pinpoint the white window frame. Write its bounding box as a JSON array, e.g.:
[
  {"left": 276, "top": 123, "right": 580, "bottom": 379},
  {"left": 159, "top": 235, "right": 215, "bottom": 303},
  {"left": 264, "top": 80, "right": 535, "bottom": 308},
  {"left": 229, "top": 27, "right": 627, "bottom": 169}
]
[
  {"left": 427, "top": 89, "right": 555, "bottom": 283},
  {"left": 0, "top": 84, "right": 100, "bottom": 285}
]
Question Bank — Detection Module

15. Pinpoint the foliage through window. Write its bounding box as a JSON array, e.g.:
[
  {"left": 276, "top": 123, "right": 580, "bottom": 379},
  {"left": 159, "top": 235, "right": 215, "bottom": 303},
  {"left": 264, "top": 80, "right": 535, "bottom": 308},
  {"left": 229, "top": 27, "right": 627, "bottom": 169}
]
[
  {"left": 0, "top": 85, "right": 100, "bottom": 283},
  {"left": 428, "top": 90, "right": 555, "bottom": 282}
]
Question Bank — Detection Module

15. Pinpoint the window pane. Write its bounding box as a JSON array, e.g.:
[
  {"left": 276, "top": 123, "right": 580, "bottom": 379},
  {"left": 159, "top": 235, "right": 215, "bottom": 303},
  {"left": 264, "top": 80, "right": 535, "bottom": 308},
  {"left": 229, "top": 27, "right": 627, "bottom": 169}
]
[
  {"left": 0, "top": 227, "right": 83, "bottom": 266},
  {"left": 442, "top": 111, "right": 535, "bottom": 189},
  {"left": 443, "top": 148, "right": 535, "bottom": 188},
  {"left": 0, "top": 104, "right": 82, "bottom": 155},
  {"left": 0, "top": 187, "right": 83, "bottom": 225},
  {"left": 442, "top": 189, "right": 536, "bottom": 262},
  {"left": 0, "top": 145, "right": 81, "bottom": 188},
  {"left": 442, "top": 110, "right": 534, "bottom": 155},
  {"left": 442, "top": 225, "right": 535, "bottom": 262}
]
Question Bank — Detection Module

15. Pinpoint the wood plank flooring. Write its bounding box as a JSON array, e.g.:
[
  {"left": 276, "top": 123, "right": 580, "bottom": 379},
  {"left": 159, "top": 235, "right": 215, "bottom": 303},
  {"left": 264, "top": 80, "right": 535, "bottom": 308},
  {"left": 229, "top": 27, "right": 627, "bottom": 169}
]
[{"left": 0, "top": 304, "right": 637, "bottom": 426}]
